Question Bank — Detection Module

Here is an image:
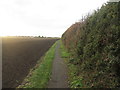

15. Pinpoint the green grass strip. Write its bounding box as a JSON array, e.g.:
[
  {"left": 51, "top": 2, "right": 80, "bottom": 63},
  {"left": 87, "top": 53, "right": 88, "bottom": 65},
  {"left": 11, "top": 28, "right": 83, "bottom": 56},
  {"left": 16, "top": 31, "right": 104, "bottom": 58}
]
[{"left": 18, "top": 41, "right": 58, "bottom": 88}]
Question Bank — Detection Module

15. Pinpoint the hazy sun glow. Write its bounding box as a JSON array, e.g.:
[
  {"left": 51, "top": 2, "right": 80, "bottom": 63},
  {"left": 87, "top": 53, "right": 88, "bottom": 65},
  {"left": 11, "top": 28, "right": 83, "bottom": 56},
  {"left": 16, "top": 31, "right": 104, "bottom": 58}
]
[{"left": 0, "top": 0, "right": 109, "bottom": 37}]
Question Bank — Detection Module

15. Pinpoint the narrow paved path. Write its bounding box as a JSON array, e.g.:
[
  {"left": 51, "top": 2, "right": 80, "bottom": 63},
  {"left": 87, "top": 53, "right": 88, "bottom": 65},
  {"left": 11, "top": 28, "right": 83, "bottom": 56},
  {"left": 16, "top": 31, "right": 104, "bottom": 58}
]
[{"left": 48, "top": 41, "right": 68, "bottom": 88}]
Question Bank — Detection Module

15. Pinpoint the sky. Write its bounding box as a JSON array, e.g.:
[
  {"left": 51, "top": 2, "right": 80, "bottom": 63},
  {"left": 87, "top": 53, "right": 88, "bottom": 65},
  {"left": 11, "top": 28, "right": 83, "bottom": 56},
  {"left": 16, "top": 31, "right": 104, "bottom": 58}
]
[{"left": 0, "top": 0, "right": 109, "bottom": 37}]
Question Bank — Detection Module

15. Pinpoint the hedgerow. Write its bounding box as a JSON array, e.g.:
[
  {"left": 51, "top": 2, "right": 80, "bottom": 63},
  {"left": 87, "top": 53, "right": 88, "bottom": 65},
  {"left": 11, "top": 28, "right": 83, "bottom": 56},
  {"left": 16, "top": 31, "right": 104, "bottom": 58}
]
[{"left": 62, "top": 2, "right": 120, "bottom": 88}]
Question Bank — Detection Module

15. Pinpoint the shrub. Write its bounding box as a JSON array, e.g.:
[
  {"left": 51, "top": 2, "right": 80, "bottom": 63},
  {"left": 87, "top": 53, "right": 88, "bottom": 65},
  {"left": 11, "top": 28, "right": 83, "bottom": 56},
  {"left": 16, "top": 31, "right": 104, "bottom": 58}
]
[{"left": 62, "top": 2, "right": 120, "bottom": 88}]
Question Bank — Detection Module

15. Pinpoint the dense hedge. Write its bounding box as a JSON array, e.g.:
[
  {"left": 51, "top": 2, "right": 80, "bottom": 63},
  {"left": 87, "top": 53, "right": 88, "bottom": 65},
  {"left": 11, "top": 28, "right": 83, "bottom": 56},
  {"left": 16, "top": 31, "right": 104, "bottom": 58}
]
[{"left": 62, "top": 2, "right": 120, "bottom": 88}]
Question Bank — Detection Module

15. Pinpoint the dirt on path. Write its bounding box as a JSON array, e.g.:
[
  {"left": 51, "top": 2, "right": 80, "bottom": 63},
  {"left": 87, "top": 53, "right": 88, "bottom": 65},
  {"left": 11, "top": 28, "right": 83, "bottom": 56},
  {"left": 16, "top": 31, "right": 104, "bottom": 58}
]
[{"left": 48, "top": 41, "right": 68, "bottom": 88}]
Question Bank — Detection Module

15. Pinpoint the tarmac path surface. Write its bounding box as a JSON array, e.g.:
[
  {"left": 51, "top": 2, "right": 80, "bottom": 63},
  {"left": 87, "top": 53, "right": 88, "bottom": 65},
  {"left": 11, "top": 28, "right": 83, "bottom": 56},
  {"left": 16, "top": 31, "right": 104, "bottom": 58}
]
[{"left": 48, "top": 41, "right": 68, "bottom": 88}]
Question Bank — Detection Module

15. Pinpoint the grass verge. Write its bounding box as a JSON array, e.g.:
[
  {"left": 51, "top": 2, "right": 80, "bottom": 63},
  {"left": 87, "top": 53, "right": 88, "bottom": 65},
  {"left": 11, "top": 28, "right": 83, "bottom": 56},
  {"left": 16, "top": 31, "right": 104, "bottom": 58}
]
[
  {"left": 18, "top": 41, "right": 58, "bottom": 88},
  {"left": 60, "top": 40, "right": 83, "bottom": 88}
]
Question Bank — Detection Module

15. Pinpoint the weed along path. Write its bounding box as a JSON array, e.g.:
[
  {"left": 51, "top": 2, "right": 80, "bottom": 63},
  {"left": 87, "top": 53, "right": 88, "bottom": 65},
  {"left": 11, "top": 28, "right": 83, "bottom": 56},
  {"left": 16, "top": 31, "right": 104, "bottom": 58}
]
[{"left": 48, "top": 41, "right": 68, "bottom": 88}]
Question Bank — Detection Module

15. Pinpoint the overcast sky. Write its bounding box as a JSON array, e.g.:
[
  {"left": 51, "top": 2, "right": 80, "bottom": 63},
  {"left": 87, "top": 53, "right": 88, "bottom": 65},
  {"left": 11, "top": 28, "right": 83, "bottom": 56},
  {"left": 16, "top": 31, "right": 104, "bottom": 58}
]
[{"left": 0, "top": 0, "right": 109, "bottom": 37}]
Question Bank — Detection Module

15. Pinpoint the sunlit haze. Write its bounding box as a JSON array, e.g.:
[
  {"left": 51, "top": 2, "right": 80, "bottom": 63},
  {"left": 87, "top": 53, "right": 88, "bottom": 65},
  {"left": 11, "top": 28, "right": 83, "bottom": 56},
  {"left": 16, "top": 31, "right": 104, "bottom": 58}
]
[{"left": 0, "top": 0, "right": 108, "bottom": 37}]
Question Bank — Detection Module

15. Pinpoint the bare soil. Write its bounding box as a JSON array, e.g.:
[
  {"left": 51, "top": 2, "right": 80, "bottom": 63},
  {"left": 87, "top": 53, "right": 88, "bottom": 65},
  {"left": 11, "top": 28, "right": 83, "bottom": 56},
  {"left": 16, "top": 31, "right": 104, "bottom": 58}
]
[{"left": 2, "top": 37, "right": 58, "bottom": 88}]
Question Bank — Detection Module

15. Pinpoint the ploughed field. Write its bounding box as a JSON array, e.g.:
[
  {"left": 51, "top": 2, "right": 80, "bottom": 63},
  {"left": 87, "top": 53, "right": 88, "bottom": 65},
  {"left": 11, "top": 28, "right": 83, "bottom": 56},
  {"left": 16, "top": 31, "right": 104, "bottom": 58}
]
[{"left": 2, "top": 37, "right": 58, "bottom": 88}]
